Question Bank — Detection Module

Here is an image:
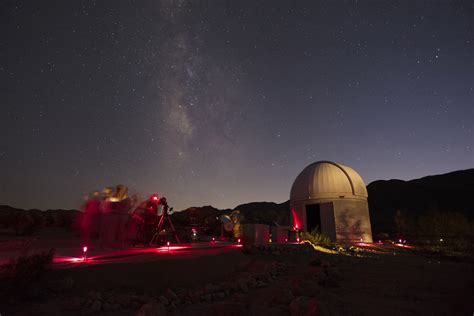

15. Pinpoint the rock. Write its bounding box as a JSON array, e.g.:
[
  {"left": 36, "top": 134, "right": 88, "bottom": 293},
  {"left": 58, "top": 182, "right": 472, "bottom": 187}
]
[
  {"left": 73, "top": 297, "right": 83, "bottom": 307},
  {"left": 135, "top": 302, "right": 166, "bottom": 316},
  {"left": 251, "top": 287, "right": 294, "bottom": 306},
  {"left": 158, "top": 295, "right": 169, "bottom": 306},
  {"left": 248, "top": 277, "right": 257, "bottom": 288},
  {"left": 120, "top": 299, "right": 130, "bottom": 308},
  {"left": 230, "top": 281, "right": 240, "bottom": 293},
  {"left": 205, "top": 283, "right": 219, "bottom": 293},
  {"left": 166, "top": 288, "right": 178, "bottom": 300},
  {"left": 189, "top": 293, "right": 200, "bottom": 304},
  {"left": 290, "top": 278, "right": 304, "bottom": 296},
  {"left": 131, "top": 294, "right": 146, "bottom": 304},
  {"left": 87, "top": 291, "right": 103, "bottom": 301},
  {"left": 210, "top": 302, "right": 248, "bottom": 316},
  {"left": 90, "top": 300, "right": 102, "bottom": 312},
  {"left": 289, "top": 296, "right": 318, "bottom": 316},
  {"left": 249, "top": 304, "right": 289, "bottom": 316},
  {"left": 317, "top": 271, "right": 328, "bottom": 284},
  {"left": 238, "top": 279, "right": 249, "bottom": 293},
  {"left": 103, "top": 302, "right": 112, "bottom": 311},
  {"left": 300, "top": 280, "right": 321, "bottom": 297},
  {"left": 317, "top": 271, "right": 338, "bottom": 287}
]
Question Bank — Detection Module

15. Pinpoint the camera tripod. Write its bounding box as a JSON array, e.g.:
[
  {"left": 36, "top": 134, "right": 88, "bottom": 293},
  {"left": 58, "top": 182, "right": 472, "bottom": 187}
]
[{"left": 150, "top": 205, "right": 180, "bottom": 245}]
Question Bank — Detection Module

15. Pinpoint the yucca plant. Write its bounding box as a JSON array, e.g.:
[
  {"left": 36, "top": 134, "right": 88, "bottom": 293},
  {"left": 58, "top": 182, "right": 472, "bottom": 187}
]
[{"left": 300, "top": 227, "right": 331, "bottom": 246}]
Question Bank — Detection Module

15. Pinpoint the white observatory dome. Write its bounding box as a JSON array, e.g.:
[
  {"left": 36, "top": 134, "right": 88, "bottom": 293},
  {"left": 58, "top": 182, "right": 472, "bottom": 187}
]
[{"left": 290, "top": 161, "right": 368, "bottom": 202}]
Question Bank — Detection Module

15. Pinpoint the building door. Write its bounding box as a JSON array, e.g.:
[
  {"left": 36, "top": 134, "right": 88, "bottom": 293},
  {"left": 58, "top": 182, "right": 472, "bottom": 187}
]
[{"left": 306, "top": 204, "right": 322, "bottom": 232}]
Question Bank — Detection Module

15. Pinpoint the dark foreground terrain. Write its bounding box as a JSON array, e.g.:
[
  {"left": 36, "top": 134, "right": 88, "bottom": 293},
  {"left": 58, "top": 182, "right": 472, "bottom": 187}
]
[{"left": 1, "top": 238, "right": 473, "bottom": 316}]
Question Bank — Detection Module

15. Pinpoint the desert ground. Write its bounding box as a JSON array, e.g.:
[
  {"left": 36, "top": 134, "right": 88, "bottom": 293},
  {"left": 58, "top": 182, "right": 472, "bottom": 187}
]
[{"left": 1, "top": 228, "right": 473, "bottom": 316}]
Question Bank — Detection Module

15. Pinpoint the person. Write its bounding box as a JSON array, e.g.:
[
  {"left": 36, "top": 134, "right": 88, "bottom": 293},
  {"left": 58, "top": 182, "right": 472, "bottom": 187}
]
[
  {"left": 130, "top": 194, "right": 160, "bottom": 245},
  {"left": 80, "top": 191, "right": 101, "bottom": 246},
  {"left": 99, "top": 187, "right": 114, "bottom": 248}
]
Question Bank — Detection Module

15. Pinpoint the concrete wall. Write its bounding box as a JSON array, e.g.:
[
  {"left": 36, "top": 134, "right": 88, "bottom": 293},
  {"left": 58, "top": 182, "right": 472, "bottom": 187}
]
[
  {"left": 333, "top": 199, "right": 373, "bottom": 243},
  {"left": 271, "top": 226, "right": 290, "bottom": 243},
  {"left": 242, "top": 224, "right": 270, "bottom": 245},
  {"left": 290, "top": 197, "right": 373, "bottom": 243}
]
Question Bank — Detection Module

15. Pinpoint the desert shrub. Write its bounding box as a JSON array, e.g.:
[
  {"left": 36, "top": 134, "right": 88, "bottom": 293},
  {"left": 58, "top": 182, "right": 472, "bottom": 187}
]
[
  {"left": 12, "top": 213, "right": 43, "bottom": 236},
  {"left": 300, "top": 227, "right": 331, "bottom": 246},
  {"left": 0, "top": 248, "right": 55, "bottom": 297},
  {"left": 417, "top": 212, "right": 474, "bottom": 252}
]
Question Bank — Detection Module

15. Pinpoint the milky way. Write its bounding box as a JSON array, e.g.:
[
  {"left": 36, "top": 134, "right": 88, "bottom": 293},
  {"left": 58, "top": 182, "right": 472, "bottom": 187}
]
[{"left": 1, "top": 1, "right": 473, "bottom": 210}]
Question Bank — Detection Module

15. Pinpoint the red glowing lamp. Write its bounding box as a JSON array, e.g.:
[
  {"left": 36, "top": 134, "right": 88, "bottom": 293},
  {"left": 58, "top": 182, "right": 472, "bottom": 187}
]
[
  {"left": 291, "top": 208, "right": 301, "bottom": 231},
  {"left": 237, "top": 238, "right": 241, "bottom": 244},
  {"left": 82, "top": 246, "right": 88, "bottom": 260}
]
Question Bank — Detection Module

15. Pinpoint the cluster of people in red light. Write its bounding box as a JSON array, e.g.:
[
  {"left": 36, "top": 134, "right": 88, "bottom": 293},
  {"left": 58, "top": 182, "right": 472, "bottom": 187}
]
[{"left": 80, "top": 185, "right": 170, "bottom": 249}]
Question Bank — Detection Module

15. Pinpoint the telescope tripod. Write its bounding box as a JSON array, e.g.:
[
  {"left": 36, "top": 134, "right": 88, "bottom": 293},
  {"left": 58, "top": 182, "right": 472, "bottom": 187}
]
[{"left": 150, "top": 209, "right": 180, "bottom": 245}]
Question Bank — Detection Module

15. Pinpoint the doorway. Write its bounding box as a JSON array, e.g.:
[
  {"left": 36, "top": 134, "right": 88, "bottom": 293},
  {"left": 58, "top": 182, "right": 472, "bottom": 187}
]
[{"left": 306, "top": 204, "right": 322, "bottom": 232}]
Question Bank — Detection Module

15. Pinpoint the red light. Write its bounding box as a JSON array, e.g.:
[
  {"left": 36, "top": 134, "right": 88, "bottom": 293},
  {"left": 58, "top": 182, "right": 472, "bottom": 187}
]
[
  {"left": 297, "top": 237, "right": 300, "bottom": 243},
  {"left": 167, "top": 241, "right": 170, "bottom": 246},
  {"left": 291, "top": 208, "right": 301, "bottom": 231},
  {"left": 237, "top": 238, "right": 241, "bottom": 244},
  {"left": 83, "top": 246, "right": 88, "bottom": 253},
  {"left": 212, "top": 237, "right": 215, "bottom": 242}
]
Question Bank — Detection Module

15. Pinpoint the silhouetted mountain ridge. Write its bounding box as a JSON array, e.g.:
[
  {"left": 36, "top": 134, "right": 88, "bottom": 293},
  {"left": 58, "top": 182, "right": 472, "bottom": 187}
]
[
  {"left": 367, "top": 168, "right": 474, "bottom": 233},
  {"left": 1, "top": 169, "right": 472, "bottom": 234}
]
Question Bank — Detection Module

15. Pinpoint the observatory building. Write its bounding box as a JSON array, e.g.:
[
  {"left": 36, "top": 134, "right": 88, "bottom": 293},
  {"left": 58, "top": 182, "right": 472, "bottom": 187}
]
[{"left": 290, "top": 161, "right": 373, "bottom": 243}]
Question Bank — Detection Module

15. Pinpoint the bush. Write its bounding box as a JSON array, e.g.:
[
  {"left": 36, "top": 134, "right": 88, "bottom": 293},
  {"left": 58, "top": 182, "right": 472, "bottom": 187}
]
[
  {"left": 300, "top": 227, "right": 331, "bottom": 246},
  {"left": 0, "top": 248, "right": 55, "bottom": 297},
  {"left": 417, "top": 212, "right": 474, "bottom": 252}
]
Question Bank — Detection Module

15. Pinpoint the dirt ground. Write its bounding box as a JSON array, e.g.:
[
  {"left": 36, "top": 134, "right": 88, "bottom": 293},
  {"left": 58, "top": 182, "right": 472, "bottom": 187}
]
[{"left": 1, "top": 229, "right": 473, "bottom": 315}]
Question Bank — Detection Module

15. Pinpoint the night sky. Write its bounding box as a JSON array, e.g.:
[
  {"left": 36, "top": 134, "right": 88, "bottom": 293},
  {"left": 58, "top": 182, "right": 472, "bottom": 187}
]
[{"left": 1, "top": 1, "right": 473, "bottom": 211}]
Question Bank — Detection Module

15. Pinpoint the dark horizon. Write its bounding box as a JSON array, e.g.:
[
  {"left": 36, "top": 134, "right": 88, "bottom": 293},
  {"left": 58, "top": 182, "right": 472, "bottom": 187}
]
[
  {"left": 2, "top": 165, "right": 473, "bottom": 212},
  {"left": 1, "top": 1, "right": 473, "bottom": 211}
]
